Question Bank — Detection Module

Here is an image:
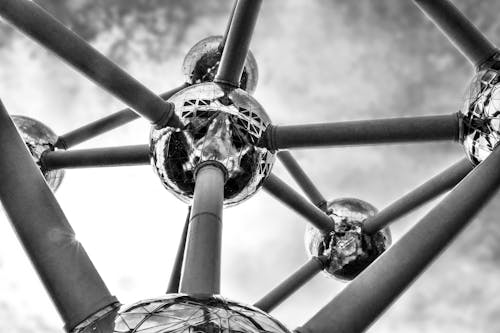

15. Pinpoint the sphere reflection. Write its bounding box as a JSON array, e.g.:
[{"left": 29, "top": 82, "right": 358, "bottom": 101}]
[
  {"left": 76, "top": 294, "right": 292, "bottom": 333},
  {"left": 304, "top": 198, "right": 391, "bottom": 281},
  {"left": 461, "top": 68, "right": 500, "bottom": 164},
  {"left": 182, "top": 36, "right": 258, "bottom": 94},
  {"left": 150, "top": 82, "right": 274, "bottom": 206},
  {"left": 12, "top": 115, "right": 64, "bottom": 191}
]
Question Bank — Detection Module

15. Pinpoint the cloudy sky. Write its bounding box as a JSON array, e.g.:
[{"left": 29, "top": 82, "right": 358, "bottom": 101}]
[{"left": 1, "top": 0, "right": 500, "bottom": 332}]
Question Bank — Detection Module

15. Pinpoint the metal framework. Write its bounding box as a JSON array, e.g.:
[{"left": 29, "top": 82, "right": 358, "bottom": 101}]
[{"left": 0, "top": 0, "right": 498, "bottom": 332}]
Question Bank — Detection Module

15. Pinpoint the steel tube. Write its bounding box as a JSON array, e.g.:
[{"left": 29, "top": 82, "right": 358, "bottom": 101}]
[
  {"left": 0, "top": 101, "right": 117, "bottom": 331},
  {"left": 296, "top": 146, "right": 500, "bottom": 333},
  {"left": 414, "top": 0, "right": 498, "bottom": 67},
  {"left": 214, "top": 0, "right": 262, "bottom": 87},
  {"left": 263, "top": 173, "right": 332, "bottom": 233},
  {"left": 219, "top": 0, "right": 239, "bottom": 50},
  {"left": 0, "top": 0, "right": 182, "bottom": 128},
  {"left": 55, "top": 84, "right": 188, "bottom": 149},
  {"left": 179, "top": 163, "right": 225, "bottom": 295},
  {"left": 42, "top": 144, "right": 150, "bottom": 170},
  {"left": 278, "top": 151, "right": 327, "bottom": 209},
  {"left": 166, "top": 207, "right": 191, "bottom": 294},
  {"left": 254, "top": 256, "right": 327, "bottom": 313},
  {"left": 363, "top": 158, "right": 474, "bottom": 234},
  {"left": 264, "top": 114, "right": 460, "bottom": 151}
]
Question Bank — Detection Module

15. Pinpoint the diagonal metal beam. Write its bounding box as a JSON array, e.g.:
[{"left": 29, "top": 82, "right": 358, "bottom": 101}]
[
  {"left": 214, "top": 0, "right": 262, "bottom": 87},
  {"left": 55, "top": 84, "right": 188, "bottom": 149},
  {"left": 219, "top": 0, "right": 239, "bottom": 50},
  {"left": 413, "top": 0, "right": 498, "bottom": 67},
  {"left": 278, "top": 151, "right": 327, "bottom": 210},
  {"left": 179, "top": 163, "right": 225, "bottom": 295},
  {"left": 363, "top": 158, "right": 474, "bottom": 234},
  {"left": 263, "top": 173, "right": 332, "bottom": 233},
  {"left": 0, "top": 0, "right": 182, "bottom": 128},
  {"left": 0, "top": 101, "right": 118, "bottom": 331},
  {"left": 295, "top": 146, "right": 500, "bottom": 333},
  {"left": 41, "top": 144, "right": 150, "bottom": 170},
  {"left": 166, "top": 207, "right": 191, "bottom": 294},
  {"left": 254, "top": 256, "right": 328, "bottom": 313},
  {"left": 262, "top": 114, "right": 460, "bottom": 151}
]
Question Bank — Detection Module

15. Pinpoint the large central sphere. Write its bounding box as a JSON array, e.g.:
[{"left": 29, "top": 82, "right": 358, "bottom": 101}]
[
  {"left": 461, "top": 67, "right": 500, "bottom": 164},
  {"left": 150, "top": 82, "right": 275, "bottom": 206}
]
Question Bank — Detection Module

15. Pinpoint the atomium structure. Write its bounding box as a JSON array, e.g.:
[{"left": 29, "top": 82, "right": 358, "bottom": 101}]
[{"left": 0, "top": 0, "right": 499, "bottom": 332}]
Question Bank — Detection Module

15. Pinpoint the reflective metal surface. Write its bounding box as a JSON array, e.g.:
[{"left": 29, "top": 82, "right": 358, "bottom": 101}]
[
  {"left": 150, "top": 82, "right": 274, "bottom": 207},
  {"left": 77, "top": 294, "right": 292, "bottom": 333},
  {"left": 461, "top": 67, "right": 500, "bottom": 164},
  {"left": 304, "top": 198, "right": 392, "bottom": 281},
  {"left": 11, "top": 115, "right": 65, "bottom": 191},
  {"left": 182, "top": 36, "right": 258, "bottom": 94}
]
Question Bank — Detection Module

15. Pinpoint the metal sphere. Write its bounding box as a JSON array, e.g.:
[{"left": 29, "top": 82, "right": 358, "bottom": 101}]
[
  {"left": 11, "top": 115, "right": 64, "bottom": 191},
  {"left": 182, "top": 36, "right": 259, "bottom": 94},
  {"left": 304, "top": 198, "right": 392, "bottom": 281},
  {"left": 461, "top": 67, "right": 500, "bottom": 164},
  {"left": 150, "top": 82, "right": 275, "bottom": 206},
  {"left": 76, "top": 294, "right": 292, "bottom": 333}
]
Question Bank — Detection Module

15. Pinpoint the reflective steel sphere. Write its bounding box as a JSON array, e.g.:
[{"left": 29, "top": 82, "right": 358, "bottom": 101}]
[
  {"left": 150, "top": 82, "right": 275, "bottom": 206},
  {"left": 75, "top": 294, "right": 292, "bottom": 333},
  {"left": 461, "top": 68, "right": 500, "bottom": 164},
  {"left": 304, "top": 198, "right": 391, "bottom": 281},
  {"left": 182, "top": 36, "right": 258, "bottom": 94},
  {"left": 12, "top": 115, "right": 64, "bottom": 191}
]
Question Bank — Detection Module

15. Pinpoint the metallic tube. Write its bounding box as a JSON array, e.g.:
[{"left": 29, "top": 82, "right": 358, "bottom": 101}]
[
  {"left": 55, "top": 84, "right": 188, "bottom": 149},
  {"left": 0, "top": 0, "right": 182, "bottom": 128},
  {"left": 296, "top": 146, "right": 500, "bottom": 333},
  {"left": 41, "top": 144, "right": 150, "bottom": 170},
  {"left": 263, "top": 173, "right": 332, "bottom": 233},
  {"left": 166, "top": 207, "right": 191, "bottom": 294},
  {"left": 264, "top": 114, "right": 460, "bottom": 151},
  {"left": 278, "top": 151, "right": 327, "bottom": 209},
  {"left": 214, "top": 0, "right": 262, "bottom": 87},
  {"left": 0, "top": 101, "right": 117, "bottom": 331},
  {"left": 363, "top": 158, "right": 474, "bottom": 234},
  {"left": 220, "top": 0, "right": 239, "bottom": 50},
  {"left": 254, "top": 256, "right": 327, "bottom": 313},
  {"left": 414, "top": 0, "right": 498, "bottom": 67},
  {"left": 179, "top": 163, "right": 225, "bottom": 295}
]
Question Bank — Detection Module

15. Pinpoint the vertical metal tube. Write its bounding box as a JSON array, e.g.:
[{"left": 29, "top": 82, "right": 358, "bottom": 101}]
[
  {"left": 214, "top": 0, "right": 263, "bottom": 87},
  {"left": 413, "top": 0, "right": 498, "bottom": 67},
  {"left": 265, "top": 114, "right": 460, "bottom": 151},
  {"left": 278, "top": 151, "right": 327, "bottom": 209},
  {"left": 263, "top": 174, "right": 333, "bottom": 234},
  {"left": 220, "top": 0, "right": 239, "bottom": 49},
  {"left": 0, "top": 101, "right": 117, "bottom": 331},
  {"left": 296, "top": 146, "right": 500, "bottom": 333},
  {"left": 55, "top": 84, "right": 188, "bottom": 149},
  {"left": 166, "top": 207, "right": 191, "bottom": 294},
  {"left": 363, "top": 158, "right": 474, "bottom": 234},
  {"left": 254, "top": 256, "right": 327, "bottom": 313},
  {"left": 0, "top": 0, "right": 181, "bottom": 128},
  {"left": 179, "top": 163, "right": 225, "bottom": 295}
]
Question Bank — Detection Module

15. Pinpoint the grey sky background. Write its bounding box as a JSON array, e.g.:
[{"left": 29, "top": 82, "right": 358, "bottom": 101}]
[{"left": 0, "top": 0, "right": 500, "bottom": 332}]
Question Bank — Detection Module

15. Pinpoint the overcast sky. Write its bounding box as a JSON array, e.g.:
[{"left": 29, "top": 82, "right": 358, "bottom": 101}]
[{"left": 1, "top": 0, "right": 500, "bottom": 332}]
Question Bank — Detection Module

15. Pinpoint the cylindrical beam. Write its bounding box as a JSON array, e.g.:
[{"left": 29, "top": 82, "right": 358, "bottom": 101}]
[
  {"left": 413, "top": 0, "right": 498, "bottom": 67},
  {"left": 263, "top": 114, "right": 460, "bottom": 151},
  {"left": 179, "top": 163, "right": 225, "bottom": 295},
  {"left": 278, "top": 151, "right": 327, "bottom": 209},
  {"left": 0, "top": 101, "right": 117, "bottom": 331},
  {"left": 55, "top": 84, "right": 188, "bottom": 149},
  {"left": 254, "top": 256, "right": 327, "bottom": 313},
  {"left": 214, "top": 0, "right": 262, "bottom": 87},
  {"left": 219, "top": 0, "right": 239, "bottom": 50},
  {"left": 0, "top": 0, "right": 182, "bottom": 128},
  {"left": 296, "top": 146, "right": 500, "bottom": 333},
  {"left": 363, "top": 158, "right": 474, "bottom": 234},
  {"left": 166, "top": 207, "right": 191, "bottom": 294},
  {"left": 41, "top": 144, "right": 150, "bottom": 170},
  {"left": 263, "top": 173, "right": 332, "bottom": 234}
]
